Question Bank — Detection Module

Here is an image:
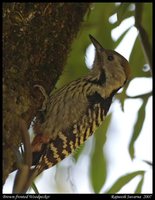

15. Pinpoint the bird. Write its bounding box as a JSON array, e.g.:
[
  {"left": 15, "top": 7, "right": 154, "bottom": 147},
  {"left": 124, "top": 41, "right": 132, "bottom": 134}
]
[{"left": 14, "top": 34, "right": 131, "bottom": 192}]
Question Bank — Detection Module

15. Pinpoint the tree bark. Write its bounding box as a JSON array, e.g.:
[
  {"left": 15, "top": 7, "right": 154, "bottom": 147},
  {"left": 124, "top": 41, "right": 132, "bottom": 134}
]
[{"left": 3, "top": 2, "right": 90, "bottom": 184}]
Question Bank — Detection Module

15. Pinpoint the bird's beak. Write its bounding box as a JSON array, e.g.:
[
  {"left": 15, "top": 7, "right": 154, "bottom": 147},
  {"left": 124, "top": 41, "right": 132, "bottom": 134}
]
[{"left": 89, "top": 34, "right": 105, "bottom": 53}]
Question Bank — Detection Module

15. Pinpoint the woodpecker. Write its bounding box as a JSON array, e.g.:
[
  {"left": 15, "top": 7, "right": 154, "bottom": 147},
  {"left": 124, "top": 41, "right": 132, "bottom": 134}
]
[{"left": 18, "top": 35, "right": 131, "bottom": 192}]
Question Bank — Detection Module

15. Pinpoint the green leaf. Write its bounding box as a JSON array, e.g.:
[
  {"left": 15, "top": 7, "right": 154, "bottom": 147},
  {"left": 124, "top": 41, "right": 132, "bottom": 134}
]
[
  {"left": 81, "top": 3, "right": 117, "bottom": 50},
  {"left": 130, "top": 3, "right": 152, "bottom": 77},
  {"left": 105, "top": 170, "right": 144, "bottom": 194},
  {"left": 129, "top": 99, "right": 147, "bottom": 159},
  {"left": 31, "top": 182, "right": 39, "bottom": 194},
  {"left": 134, "top": 175, "right": 144, "bottom": 193},
  {"left": 90, "top": 114, "right": 111, "bottom": 193},
  {"left": 116, "top": 81, "right": 130, "bottom": 111},
  {"left": 116, "top": 3, "right": 131, "bottom": 23},
  {"left": 110, "top": 3, "right": 134, "bottom": 25},
  {"left": 129, "top": 36, "right": 150, "bottom": 78},
  {"left": 141, "top": 3, "right": 152, "bottom": 45}
]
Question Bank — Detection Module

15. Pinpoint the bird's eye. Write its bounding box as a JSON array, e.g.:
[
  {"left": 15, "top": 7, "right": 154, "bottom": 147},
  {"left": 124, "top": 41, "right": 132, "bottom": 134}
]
[{"left": 107, "top": 55, "right": 114, "bottom": 61}]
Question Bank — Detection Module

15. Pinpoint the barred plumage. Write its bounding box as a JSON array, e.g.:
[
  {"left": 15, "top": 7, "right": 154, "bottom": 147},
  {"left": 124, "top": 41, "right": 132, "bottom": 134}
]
[{"left": 31, "top": 34, "right": 131, "bottom": 177}]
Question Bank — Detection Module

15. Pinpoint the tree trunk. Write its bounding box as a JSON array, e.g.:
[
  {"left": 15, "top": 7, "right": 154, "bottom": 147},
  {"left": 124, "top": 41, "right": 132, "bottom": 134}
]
[{"left": 3, "top": 2, "right": 90, "bottom": 185}]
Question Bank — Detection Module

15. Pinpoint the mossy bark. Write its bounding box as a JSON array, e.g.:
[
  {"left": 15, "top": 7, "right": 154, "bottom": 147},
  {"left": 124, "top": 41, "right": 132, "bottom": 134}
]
[{"left": 3, "top": 2, "right": 90, "bottom": 184}]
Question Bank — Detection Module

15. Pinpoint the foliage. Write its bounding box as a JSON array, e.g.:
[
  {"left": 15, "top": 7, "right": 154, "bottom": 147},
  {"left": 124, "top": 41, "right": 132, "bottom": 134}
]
[
  {"left": 105, "top": 171, "right": 144, "bottom": 193},
  {"left": 60, "top": 2, "right": 152, "bottom": 194}
]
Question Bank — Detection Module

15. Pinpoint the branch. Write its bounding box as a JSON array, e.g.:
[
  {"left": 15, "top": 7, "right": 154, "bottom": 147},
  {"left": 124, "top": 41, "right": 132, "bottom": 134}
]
[{"left": 135, "top": 3, "right": 152, "bottom": 73}]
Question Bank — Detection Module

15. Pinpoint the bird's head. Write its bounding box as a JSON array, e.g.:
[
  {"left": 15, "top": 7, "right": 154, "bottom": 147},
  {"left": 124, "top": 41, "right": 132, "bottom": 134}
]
[{"left": 89, "top": 34, "right": 131, "bottom": 86}]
